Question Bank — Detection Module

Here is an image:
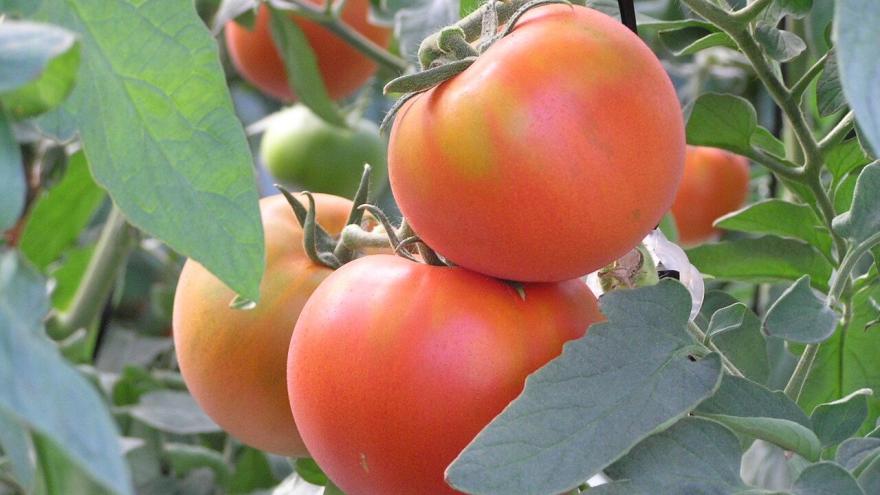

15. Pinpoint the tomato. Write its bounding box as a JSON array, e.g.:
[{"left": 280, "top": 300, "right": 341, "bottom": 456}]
[
  {"left": 287, "top": 254, "right": 603, "bottom": 494},
  {"left": 387, "top": 5, "right": 684, "bottom": 283},
  {"left": 261, "top": 105, "right": 387, "bottom": 198},
  {"left": 225, "top": 3, "right": 392, "bottom": 101},
  {"left": 173, "top": 193, "right": 353, "bottom": 456},
  {"left": 670, "top": 146, "right": 750, "bottom": 246}
]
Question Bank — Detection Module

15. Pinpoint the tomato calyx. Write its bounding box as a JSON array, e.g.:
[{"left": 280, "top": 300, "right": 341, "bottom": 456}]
[
  {"left": 276, "top": 164, "right": 381, "bottom": 269},
  {"left": 341, "top": 208, "right": 448, "bottom": 266},
  {"left": 379, "top": 0, "right": 577, "bottom": 132}
]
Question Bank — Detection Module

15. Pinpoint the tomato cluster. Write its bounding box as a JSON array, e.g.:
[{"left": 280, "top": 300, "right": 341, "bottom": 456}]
[{"left": 175, "top": 4, "right": 685, "bottom": 494}]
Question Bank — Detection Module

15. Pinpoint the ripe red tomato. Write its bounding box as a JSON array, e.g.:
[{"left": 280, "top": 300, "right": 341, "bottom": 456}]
[
  {"left": 225, "top": 3, "right": 392, "bottom": 101},
  {"left": 173, "top": 193, "right": 353, "bottom": 456},
  {"left": 670, "top": 146, "right": 750, "bottom": 246},
  {"left": 388, "top": 5, "right": 684, "bottom": 283},
  {"left": 287, "top": 255, "right": 603, "bottom": 494}
]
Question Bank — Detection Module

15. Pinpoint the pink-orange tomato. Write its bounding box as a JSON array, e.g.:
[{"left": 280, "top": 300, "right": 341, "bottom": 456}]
[
  {"left": 388, "top": 5, "right": 684, "bottom": 282},
  {"left": 670, "top": 146, "right": 751, "bottom": 246},
  {"left": 225, "top": 3, "right": 391, "bottom": 101},
  {"left": 173, "top": 193, "right": 354, "bottom": 456},
  {"left": 287, "top": 255, "right": 603, "bottom": 493}
]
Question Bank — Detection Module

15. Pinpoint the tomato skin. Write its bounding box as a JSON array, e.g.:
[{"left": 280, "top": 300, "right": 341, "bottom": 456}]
[
  {"left": 225, "top": 3, "right": 391, "bottom": 101},
  {"left": 670, "top": 146, "right": 750, "bottom": 246},
  {"left": 388, "top": 5, "right": 684, "bottom": 283},
  {"left": 261, "top": 105, "right": 388, "bottom": 198},
  {"left": 173, "top": 193, "right": 353, "bottom": 456},
  {"left": 287, "top": 255, "right": 602, "bottom": 494}
]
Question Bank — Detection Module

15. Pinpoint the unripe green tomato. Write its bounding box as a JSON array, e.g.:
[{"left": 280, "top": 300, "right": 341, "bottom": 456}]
[{"left": 260, "top": 105, "right": 388, "bottom": 198}]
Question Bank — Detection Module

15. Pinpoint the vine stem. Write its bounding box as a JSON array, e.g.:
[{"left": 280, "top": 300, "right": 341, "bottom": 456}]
[
  {"left": 283, "top": 0, "right": 408, "bottom": 72},
  {"left": 680, "top": 0, "right": 856, "bottom": 403},
  {"left": 50, "top": 205, "right": 134, "bottom": 339},
  {"left": 784, "top": 231, "right": 880, "bottom": 401},
  {"left": 790, "top": 50, "right": 830, "bottom": 101},
  {"left": 818, "top": 111, "right": 855, "bottom": 153},
  {"left": 687, "top": 322, "right": 745, "bottom": 378},
  {"left": 730, "top": 0, "right": 773, "bottom": 23}
]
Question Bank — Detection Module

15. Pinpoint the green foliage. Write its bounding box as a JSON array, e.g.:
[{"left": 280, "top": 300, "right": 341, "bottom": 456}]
[
  {"left": 688, "top": 236, "right": 833, "bottom": 291},
  {"left": 35, "top": 0, "right": 264, "bottom": 301},
  {"left": 0, "top": 111, "right": 25, "bottom": 231},
  {"left": 0, "top": 252, "right": 132, "bottom": 494},
  {"left": 18, "top": 151, "right": 105, "bottom": 269},
  {"left": 835, "top": 0, "right": 880, "bottom": 154},
  {"left": 447, "top": 281, "right": 723, "bottom": 495},
  {"left": 763, "top": 275, "right": 839, "bottom": 344}
]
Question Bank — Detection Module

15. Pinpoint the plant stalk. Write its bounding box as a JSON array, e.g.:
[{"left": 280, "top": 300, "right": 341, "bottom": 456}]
[{"left": 51, "top": 205, "right": 133, "bottom": 339}]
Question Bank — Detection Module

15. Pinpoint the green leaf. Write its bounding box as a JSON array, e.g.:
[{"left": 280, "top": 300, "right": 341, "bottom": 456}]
[
  {"left": 799, "top": 284, "right": 880, "bottom": 437},
  {"left": 662, "top": 30, "right": 737, "bottom": 56},
  {"left": 19, "top": 151, "right": 105, "bottom": 270},
  {"left": 127, "top": 390, "right": 220, "bottom": 435},
  {"left": 445, "top": 281, "right": 723, "bottom": 495},
  {"left": 758, "top": 0, "right": 814, "bottom": 23},
  {"left": 811, "top": 389, "right": 873, "bottom": 447},
  {"left": 837, "top": 437, "right": 880, "bottom": 471},
  {"left": 111, "top": 366, "right": 164, "bottom": 407},
  {"left": 294, "top": 458, "right": 328, "bottom": 486},
  {"left": 33, "top": 434, "right": 116, "bottom": 495},
  {"left": 0, "top": 412, "right": 34, "bottom": 491},
  {"left": 817, "top": 52, "right": 847, "bottom": 117},
  {"left": 833, "top": 162, "right": 880, "bottom": 244},
  {"left": 0, "top": 0, "right": 42, "bottom": 16},
  {"left": 0, "top": 21, "right": 77, "bottom": 93},
  {"left": 697, "top": 375, "right": 812, "bottom": 429},
  {"left": 755, "top": 24, "right": 807, "bottom": 62},
  {"left": 658, "top": 212, "right": 679, "bottom": 243},
  {"left": 826, "top": 138, "right": 872, "bottom": 183},
  {"left": 835, "top": 0, "right": 880, "bottom": 155},
  {"left": 687, "top": 236, "right": 833, "bottom": 291},
  {"left": 792, "top": 461, "right": 865, "bottom": 495},
  {"left": 764, "top": 275, "right": 839, "bottom": 344},
  {"left": 0, "top": 111, "right": 25, "bottom": 231},
  {"left": 698, "top": 413, "right": 822, "bottom": 462},
  {"left": 751, "top": 126, "right": 788, "bottom": 157},
  {"left": 859, "top": 454, "right": 880, "bottom": 493},
  {"left": 35, "top": 0, "right": 264, "bottom": 301},
  {"left": 0, "top": 23, "right": 80, "bottom": 119},
  {"left": 268, "top": 7, "right": 346, "bottom": 127},
  {"left": 0, "top": 251, "right": 133, "bottom": 495},
  {"left": 604, "top": 418, "right": 750, "bottom": 493},
  {"left": 47, "top": 245, "right": 94, "bottom": 311},
  {"left": 834, "top": 169, "right": 862, "bottom": 214},
  {"left": 164, "top": 443, "right": 230, "bottom": 486},
  {"left": 687, "top": 93, "right": 758, "bottom": 155},
  {"left": 715, "top": 199, "right": 832, "bottom": 258},
  {"left": 228, "top": 447, "right": 277, "bottom": 493},
  {"left": 459, "top": 0, "right": 480, "bottom": 17},
  {"left": 705, "top": 304, "right": 771, "bottom": 384}
]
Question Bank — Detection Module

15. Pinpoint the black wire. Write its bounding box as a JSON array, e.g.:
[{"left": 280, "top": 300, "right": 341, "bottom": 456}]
[{"left": 617, "top": 0, "right": 638, "bottom": 35}]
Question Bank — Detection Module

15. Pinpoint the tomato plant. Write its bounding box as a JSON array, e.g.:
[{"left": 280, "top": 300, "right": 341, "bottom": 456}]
[
  {"left": 287, "top": 254, "right": 602, "bottom": 494},
  {"left": 225, "top": 2, "right": 392, "bottom": 101},
  {"left": 670, "top": 146, "right": 751, "bottom": 246},
  {"left": 260, "top": 105, "right": 387, "bottom": 198},
  {"left": 387, "top": 4, "right": 684, "bottom": 282}
]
